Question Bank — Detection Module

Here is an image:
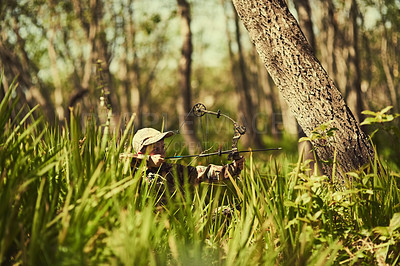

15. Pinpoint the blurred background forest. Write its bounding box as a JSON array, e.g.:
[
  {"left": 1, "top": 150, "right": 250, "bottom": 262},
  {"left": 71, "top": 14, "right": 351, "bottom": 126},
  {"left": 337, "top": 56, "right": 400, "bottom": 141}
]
[{"left": 1, "top": 0, "right": 399, "bottom": 158}]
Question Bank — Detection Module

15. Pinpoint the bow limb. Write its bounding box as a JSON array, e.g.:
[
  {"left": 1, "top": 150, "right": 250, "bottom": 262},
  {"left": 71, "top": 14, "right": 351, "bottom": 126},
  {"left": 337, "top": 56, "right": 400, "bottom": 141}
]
[
  {"left": 228, "top": 122, "right": 246, "bottom": 161},
  {"left": 192, "top": 102, "right": 247, "bottom": 162}
]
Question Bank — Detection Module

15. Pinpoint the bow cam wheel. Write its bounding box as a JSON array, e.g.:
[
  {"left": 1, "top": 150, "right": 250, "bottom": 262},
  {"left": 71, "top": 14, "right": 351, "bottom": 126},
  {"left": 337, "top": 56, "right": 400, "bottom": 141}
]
[{"left": 192, "top": 103, "right": 206, "bottom": 117}]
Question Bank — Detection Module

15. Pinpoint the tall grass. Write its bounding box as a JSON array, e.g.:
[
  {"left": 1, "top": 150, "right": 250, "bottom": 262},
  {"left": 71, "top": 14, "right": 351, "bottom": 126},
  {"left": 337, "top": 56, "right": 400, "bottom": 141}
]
[{"left": 1, "top": 76, "right": 400, "bottom": 265}]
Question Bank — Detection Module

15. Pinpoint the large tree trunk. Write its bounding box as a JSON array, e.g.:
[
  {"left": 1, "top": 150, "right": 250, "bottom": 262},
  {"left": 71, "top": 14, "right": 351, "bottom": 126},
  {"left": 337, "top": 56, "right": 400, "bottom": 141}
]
[
  {"left": 232, "top": 0, "right": 375, "bottom": 186},
  {"left": 177, "top": 0, "right": 200, "bottom": 154}
]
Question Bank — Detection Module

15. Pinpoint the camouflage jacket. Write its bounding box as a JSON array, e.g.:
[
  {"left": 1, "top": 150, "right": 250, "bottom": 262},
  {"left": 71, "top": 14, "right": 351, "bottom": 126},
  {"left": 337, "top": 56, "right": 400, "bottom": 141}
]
[{"left": 131, "top": 157, "right": 240, "bottom": 189}]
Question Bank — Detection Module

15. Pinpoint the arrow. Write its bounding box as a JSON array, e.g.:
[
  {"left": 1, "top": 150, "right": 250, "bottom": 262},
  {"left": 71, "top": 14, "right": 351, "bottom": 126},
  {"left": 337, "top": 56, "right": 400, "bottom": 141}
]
[{"left": 166, "top": 147, "right": 282, "bottom": 160}]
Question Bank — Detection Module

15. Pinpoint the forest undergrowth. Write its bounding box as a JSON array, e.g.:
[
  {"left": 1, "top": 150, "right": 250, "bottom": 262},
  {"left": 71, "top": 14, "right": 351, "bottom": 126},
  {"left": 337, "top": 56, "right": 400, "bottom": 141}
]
[{"left": 1, "top": 78, "right": 400, "bottom": 265}]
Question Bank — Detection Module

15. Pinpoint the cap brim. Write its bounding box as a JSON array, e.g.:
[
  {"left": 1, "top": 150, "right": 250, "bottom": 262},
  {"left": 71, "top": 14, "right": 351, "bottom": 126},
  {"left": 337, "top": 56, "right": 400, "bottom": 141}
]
[{"left": 142, "top": 131, "right": 174, "bottom": 147}]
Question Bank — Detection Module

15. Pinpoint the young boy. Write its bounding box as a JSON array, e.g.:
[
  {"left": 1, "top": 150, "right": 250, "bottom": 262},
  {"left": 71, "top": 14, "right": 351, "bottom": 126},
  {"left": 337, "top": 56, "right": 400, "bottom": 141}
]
[{"left": 131, "top": 128, "right": 245, "bottom": 190}]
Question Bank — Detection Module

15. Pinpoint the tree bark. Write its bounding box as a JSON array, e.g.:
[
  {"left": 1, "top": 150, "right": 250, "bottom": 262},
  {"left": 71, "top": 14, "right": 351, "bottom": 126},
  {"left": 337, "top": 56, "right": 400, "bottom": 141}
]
[
  {"left": 232, "top": 0, "right": 375, "bottom": 185},
  {"left": 177, "top": 0, "right": 200, "bottom": 154}
]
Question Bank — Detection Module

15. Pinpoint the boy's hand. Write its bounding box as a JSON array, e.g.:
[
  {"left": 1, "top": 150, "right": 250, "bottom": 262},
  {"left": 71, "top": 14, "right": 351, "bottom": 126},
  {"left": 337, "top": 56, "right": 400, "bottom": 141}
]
[
  {"left": 148, "top": 154, "right": 165, "bottom": 168},
  {"left": 234, "top": 156, "right": 245, "bottom": 172}
]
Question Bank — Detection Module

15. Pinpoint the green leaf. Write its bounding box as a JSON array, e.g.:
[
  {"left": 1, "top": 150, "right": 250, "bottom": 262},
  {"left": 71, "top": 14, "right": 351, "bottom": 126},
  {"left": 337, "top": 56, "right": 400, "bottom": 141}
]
[
  {"left": 5, "top": 105, "right": 40, "bottom": 147},
  {"left": 380, "top": 106, "right": 393, "bottom": 114},
  {"left": 361, "top": 110, "right": 378, "bottom": 116},
  {"left": 389, "top": 213, "right": 400, "bottom": 233},
  {"left": 284, "top": 200, "right": 297, "bottom": 207},
  {"left": 382, "top": 114, "right": 394, "bottom": 122},
  {"left": 285, "top": 218, "right": 299, "bottom": 229},
  {"left": 360, "top": 117, "right": 376, "bottom": 125},
  {"left": 365, "top": 189, "right": 373, "bottom": 195},
  {"left": 369, "top": 128, "right": 379, "bottom": 138},
  {"left": 298, "top": 136, "right": 310, "bottom": 143},
  {"left": 326, "top": 127, "right": 338, "bottom": 137},
  {"left": 346, "top": 172, "right": 360, "bottom": 178}
]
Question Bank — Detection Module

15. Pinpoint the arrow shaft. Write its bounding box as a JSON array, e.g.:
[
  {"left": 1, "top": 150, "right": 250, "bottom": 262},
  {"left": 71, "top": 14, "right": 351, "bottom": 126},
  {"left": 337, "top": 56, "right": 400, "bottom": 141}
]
[{"left": 166, "top": 148, "right": 282, "bottom": 159}]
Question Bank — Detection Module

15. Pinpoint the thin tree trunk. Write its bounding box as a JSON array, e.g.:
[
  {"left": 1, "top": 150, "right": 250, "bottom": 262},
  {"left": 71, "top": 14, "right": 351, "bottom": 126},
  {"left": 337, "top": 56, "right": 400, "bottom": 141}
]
[
  {"left": 81, "top": 15, "right": 96, "bottom": 94},
  {"left": 345, "top": 0, "right": 363, "bottom": 123},
  {"left": 48, "top": 28, "right": 65, "bottom": 121},
  {"left": 232, "top": 6, "right": 264, "bottom": 148},
  {"left": 124, "top": 1, "right": 141, "bottom": 126},
  {"left": 359, "top": 16, "right": 372, "bottom": 108},
  {"left": 378, "top": 1, "right": 399, "bottom": 112},
  {"left": 380, "top": 33, "right": 398, "bottom": 112},
  {"left": 232, "top": 0, "right": 375, "bottom": 186},
  {"left": 223, "top": 0, "right": 247, "bottom": 132},
  {"left": 93, "top": 0, "right": 120, "bottom": 115},
  {"left": 330, "top": 2, "right": 348, "bottom": 95},
  {"left": 318, "top": 0, "right": 346, "bottom": 91},
  {"left": 47, "top": 0, "right": 65, "bottom": 121},
  {"left": 118, "top": 1, "right": 134, "bottom": 116},
  {"left": 177, "top": 0, "right": 200, "bottom": 154},
  {"left": 381, "top": 37, "right": 398, "bottom": 111},
  {"left": 320, "top": 0, "right": 336, "bottom": 78},
  {"left": 257, "top": 55, "right": 279, "bottom": 139},
  {"left": 294, "top": 0, "right": 320, "bottom": 174},
  {"left": 293, "top": 0, "right": 316, "bottom": 51},
  {"left": 3, "top": 19, "right": 56, "bottom": 121}
]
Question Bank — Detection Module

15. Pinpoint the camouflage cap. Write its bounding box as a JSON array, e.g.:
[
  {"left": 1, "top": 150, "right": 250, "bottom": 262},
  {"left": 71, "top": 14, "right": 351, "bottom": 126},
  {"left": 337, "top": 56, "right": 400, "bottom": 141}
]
[{"left": 132, "top": 128, "right": 174, "bottom": 153}]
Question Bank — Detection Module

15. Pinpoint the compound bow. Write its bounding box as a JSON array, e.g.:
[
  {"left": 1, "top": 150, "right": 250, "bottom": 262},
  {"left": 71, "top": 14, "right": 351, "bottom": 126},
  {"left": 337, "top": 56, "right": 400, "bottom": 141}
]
[{"left": 166, "top": 103, "right": 281, "bottom": 160}]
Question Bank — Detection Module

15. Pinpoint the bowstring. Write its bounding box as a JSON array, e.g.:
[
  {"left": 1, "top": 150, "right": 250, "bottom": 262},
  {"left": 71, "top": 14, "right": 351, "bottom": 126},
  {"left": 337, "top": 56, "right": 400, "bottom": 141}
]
[
  {"left": 164, "top": 108, "right": 194, "bottom": 155},
  {"left": 201, "top": 113, "right": 209, "bottom": 165},
  {"left": 164, "top": 105, "right": 213, "bottom": 166},
  {"left": 187, "top": 111, "right": 212, "bottom": 166}
]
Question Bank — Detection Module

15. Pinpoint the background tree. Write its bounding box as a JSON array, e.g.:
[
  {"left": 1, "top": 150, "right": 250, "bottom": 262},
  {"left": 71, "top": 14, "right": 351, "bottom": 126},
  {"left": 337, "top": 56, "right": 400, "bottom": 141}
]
[
  {"left": 293, "top": 0, "right": 320, "bottom": 173},
  {"left": 345, "top": 0, "right": 364, "bottom": 123},
  {"left": 176, "top": 0, "right": 200, "bottom": 154},
  {"left": 377, "top": 0, "right": 399, "bottom": 113},
  {"left": 0, "top": 1, "right": 56, "bottom": 121},
  {"left": 232, "top": 0, "right": 375, "bottom": 185},
  {"left": 221, "top": 0, "right": 265, "bottom": 148}
]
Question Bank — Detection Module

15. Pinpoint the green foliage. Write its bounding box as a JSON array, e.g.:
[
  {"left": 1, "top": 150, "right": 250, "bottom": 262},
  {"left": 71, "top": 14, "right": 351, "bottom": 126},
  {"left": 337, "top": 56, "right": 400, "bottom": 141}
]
[
  {"left": 299, "top": 120, "right": 339, "bottom": 144},
  {"left": 361, "top": 106, "right": 400, "bottom": 126},
  {"left": 361, "top": 106, "right": 400, "bottom": 168},
  {"left": 1, "top": 83, "right": 400, "bottom": 265}
]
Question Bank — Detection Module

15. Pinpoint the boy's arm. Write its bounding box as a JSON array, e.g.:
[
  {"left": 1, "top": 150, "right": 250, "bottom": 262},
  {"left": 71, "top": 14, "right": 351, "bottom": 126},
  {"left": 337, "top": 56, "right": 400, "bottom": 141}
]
[{"left": 195, "top": 157, "right": 245, "bottom": 183}]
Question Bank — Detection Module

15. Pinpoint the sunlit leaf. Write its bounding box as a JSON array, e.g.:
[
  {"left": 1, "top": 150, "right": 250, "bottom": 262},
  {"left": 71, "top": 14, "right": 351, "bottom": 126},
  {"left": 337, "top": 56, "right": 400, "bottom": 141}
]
[
  {"left": 298, "top": 136, "right": 310, "bottom": 143},
  {"left": 389, "top": 213, "right": 400, "bottom": 233},
  {"left": 361, "top": 110, "right": 378, "bottom": 116},
  {"left": 360, "top": 117, "right": 376, "bottom": 125},
  {"left": 380, "top": 106, "right": 393, "bottom": 114}
]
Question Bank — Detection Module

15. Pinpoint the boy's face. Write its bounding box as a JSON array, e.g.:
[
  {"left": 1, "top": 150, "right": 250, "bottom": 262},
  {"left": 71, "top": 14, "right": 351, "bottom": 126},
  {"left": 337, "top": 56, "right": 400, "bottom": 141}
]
[{"left": 146, "top": 140, "right": 165, "bottom": 157}]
